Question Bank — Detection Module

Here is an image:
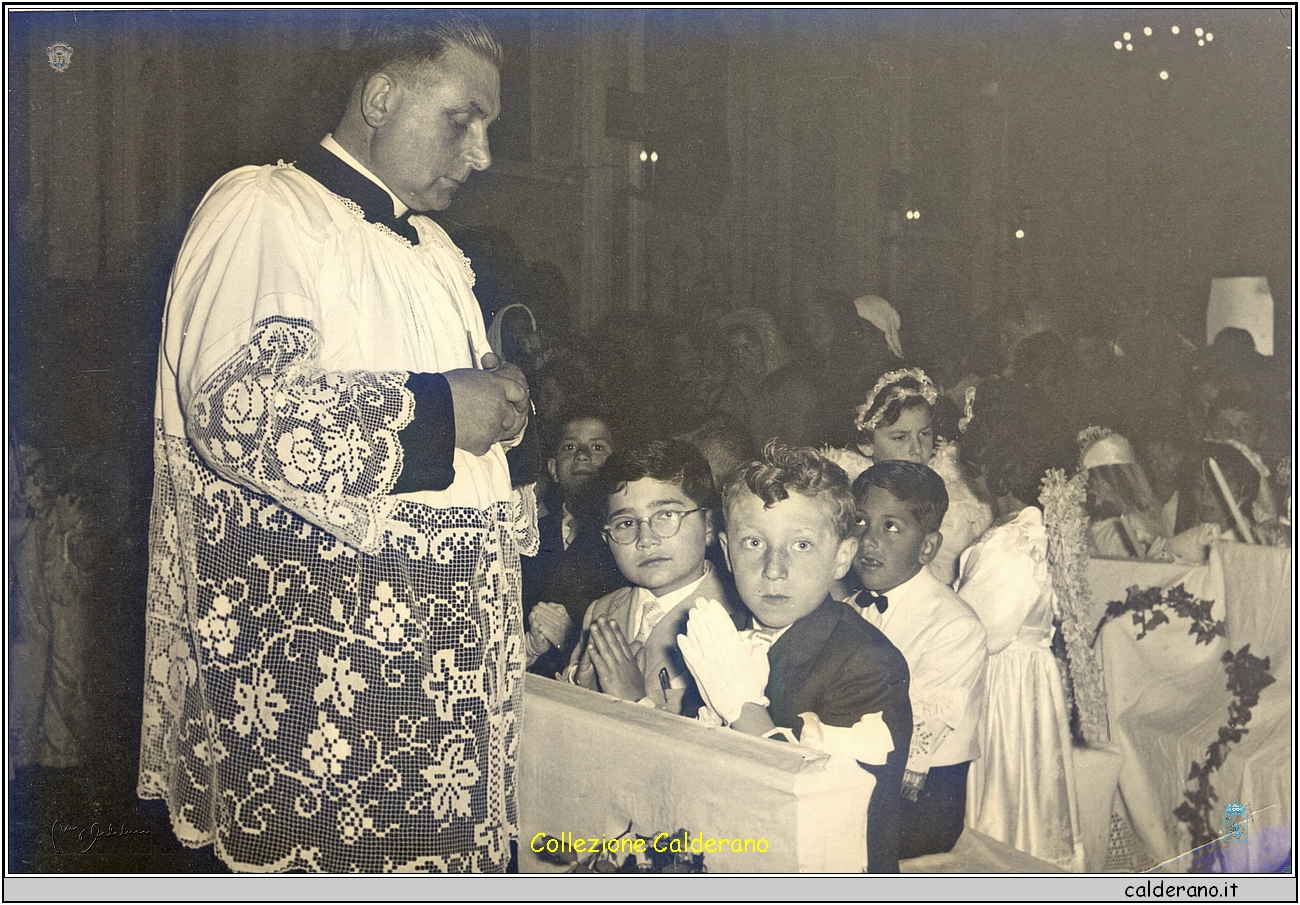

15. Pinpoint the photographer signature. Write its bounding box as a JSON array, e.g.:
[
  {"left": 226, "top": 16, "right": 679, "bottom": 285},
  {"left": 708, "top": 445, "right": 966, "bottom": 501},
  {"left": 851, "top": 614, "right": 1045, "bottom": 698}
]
[{"left": 51, "top": 818, "right": 150, "bottom": 854}]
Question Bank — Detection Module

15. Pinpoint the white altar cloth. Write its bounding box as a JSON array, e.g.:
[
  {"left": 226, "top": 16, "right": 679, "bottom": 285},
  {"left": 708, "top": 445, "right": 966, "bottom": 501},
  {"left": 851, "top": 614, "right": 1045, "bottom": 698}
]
[{"left": 1089, "top": 543, "right": 1292, "bottom": 872}]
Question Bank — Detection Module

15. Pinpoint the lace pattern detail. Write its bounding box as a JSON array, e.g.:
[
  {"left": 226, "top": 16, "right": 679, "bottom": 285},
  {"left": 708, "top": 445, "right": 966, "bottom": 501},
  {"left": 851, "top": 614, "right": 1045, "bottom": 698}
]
[
  {"left": 513, "top": 482, "right": 540, "bottom": 557},
  {"left": 188, "top": 316, "right": 409, "bottom": 556},
  {"left": 817, "top": 445, "right": 872, "bottom": 484},
  {"left": 139, "top": 415, "right": 524, "bottom": 872},
  {"left": 326, "top": 191, "right": 415, "bottom": 249}
]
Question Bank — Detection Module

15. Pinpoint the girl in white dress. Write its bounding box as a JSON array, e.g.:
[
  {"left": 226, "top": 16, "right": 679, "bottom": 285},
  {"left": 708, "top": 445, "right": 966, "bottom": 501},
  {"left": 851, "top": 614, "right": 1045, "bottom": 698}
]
[
  {"left": 821, "top": 368, "right": 993, "bottom": 586},
  {"left": 955, "top": 378, "right": 1084, "bottom": 870}
]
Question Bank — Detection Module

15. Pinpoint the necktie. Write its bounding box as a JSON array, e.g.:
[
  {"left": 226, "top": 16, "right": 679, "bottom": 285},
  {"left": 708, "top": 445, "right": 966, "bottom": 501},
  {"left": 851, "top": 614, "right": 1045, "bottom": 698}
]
[
  {"left": 561, "top": 509, "right": 576, "bottom": 551},
  {"left": 635, "top": 599, "right": 663, "bottom": 646},
  {"left": 860, "top": 589, "right": 889, "bottom": 614}
]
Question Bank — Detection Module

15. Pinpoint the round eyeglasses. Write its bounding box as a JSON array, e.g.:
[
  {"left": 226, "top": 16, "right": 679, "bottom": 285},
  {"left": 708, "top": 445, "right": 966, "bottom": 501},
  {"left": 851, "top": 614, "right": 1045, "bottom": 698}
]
[{"left": 603, "top": 508, "right": 705, "bottom": 545}]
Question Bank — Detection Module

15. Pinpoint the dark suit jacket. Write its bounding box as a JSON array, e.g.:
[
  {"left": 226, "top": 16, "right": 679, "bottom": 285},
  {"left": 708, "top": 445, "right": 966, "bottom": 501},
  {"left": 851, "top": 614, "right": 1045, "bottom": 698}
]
[
  {"left": 521, "top": 495, "right": 623, "bottom": 677},
  {"left": 767, "top": 597, "right": 913, "bottom": 873}
]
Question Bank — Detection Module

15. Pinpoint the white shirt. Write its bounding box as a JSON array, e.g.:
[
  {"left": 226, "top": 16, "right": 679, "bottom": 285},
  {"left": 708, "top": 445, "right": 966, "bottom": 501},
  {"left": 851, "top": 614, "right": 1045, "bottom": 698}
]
[
  {"left": 739, "top": 622, "right": 793, "bottom": 653},
  {"left": 626, "top": 563, "right": 713, "bottom": 647},
  {"left": 856, "top": 566, "right": 988, "bottom": 770}
]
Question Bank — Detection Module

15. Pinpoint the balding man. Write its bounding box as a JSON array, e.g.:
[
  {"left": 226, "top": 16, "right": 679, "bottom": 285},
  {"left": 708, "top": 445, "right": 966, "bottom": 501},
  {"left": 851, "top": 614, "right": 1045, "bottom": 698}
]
[{"left": 138, "top": 15, "right": 535, "bottom": 872}]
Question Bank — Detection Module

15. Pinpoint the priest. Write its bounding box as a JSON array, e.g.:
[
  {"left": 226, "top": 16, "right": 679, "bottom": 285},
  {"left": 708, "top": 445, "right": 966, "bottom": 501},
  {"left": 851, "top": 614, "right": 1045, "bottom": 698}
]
[{"left": 137, "top": 14, "right": 536, "bottom": 872}]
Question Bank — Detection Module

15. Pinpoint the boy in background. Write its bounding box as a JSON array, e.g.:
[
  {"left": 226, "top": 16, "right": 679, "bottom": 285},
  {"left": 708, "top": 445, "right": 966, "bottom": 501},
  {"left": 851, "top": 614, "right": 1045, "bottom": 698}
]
[{"left": 524, "top": 408, "right": 623, "bottom": 674}]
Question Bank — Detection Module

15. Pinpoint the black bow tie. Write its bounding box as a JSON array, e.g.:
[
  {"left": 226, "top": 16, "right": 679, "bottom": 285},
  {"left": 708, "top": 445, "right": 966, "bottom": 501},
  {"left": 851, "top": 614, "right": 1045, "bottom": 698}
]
[
  {"left": 861, "top": 589, "right": 889, "bottom": 613},
  {"left": 296, "top": 143, "right": 421, "bottom": 245}
]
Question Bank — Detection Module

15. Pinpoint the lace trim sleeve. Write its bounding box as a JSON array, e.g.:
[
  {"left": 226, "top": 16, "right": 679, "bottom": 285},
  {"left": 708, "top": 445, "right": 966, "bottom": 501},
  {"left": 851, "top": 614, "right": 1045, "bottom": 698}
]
[
  {"left": 513, "top": 483, "right": 540, "bottom": 557},
  {"left": 187, "top": 315, "right": 410, "bottom": 554}
]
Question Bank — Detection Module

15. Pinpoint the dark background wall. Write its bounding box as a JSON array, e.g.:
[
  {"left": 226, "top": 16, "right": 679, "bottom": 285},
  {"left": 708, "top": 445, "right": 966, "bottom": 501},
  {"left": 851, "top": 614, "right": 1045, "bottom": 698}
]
[{"left": 5, "top": 8, "right": 1293, "bottom": 872}]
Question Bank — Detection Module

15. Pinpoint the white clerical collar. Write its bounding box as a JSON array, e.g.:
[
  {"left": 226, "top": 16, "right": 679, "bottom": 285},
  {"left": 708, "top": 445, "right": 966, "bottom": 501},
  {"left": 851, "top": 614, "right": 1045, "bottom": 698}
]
[{"left": 321, "top": 134, "right": 408, "bottom": 218}]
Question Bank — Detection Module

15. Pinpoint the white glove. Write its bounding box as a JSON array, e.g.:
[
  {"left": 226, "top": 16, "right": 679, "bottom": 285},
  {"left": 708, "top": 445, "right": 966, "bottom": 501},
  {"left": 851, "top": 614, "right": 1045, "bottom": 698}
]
[
  {"left": 677, "top": 598, "right": 770, "bottom": 724},
  {"left": 797, "top": 711, "right": 894, "bottom": 766}
]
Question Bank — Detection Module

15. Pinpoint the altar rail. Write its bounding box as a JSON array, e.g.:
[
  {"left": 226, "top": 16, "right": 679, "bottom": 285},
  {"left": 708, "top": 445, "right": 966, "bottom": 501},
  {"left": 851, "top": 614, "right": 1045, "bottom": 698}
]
[{"left": 518, "top": 674, "right": 874, "bottom": 872}]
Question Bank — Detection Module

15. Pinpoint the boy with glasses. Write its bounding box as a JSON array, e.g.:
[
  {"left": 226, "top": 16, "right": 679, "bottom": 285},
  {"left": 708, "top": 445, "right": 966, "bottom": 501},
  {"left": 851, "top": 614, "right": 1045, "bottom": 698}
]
[{"left": 563, "top": 439, "right": 746, "bottom": 714}]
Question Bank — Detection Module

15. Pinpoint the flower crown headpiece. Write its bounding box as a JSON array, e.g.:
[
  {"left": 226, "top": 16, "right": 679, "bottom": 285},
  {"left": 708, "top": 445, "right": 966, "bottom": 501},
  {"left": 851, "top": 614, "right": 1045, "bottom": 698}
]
[
  {"left": 854, "top": 368, "right": 938, "bottom": 433},
  {"left": 1076, "top": 425, "right": 1141, "bottom": 470},
  {"left": 1075, "top": 424, "right": 1116, "bottom": 452}
]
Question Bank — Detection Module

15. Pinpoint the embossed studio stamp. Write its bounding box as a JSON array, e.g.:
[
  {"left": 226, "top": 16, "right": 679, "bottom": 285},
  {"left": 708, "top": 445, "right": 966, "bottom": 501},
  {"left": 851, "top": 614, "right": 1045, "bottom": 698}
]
[{"left": 46, "top": 42, "right": 73, "bottom": 73}]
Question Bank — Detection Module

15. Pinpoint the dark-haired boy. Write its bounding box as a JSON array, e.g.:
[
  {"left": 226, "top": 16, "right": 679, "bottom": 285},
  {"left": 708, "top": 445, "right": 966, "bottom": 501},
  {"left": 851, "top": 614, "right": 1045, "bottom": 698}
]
[
  {"left": 851, "top": 461, "right": 988, "bottom": 859},
  {"left": 565, "top": 439, "right": 746, "bottom": 714},
  {"left": 1205, "top": 388, "right": 1280, "bottom": 528},
  {"left": 523, "top": 410, "right": 626, "bottom": 675},
  {"left": 679, "top": 444, "right": 912, "bottom": 872}
]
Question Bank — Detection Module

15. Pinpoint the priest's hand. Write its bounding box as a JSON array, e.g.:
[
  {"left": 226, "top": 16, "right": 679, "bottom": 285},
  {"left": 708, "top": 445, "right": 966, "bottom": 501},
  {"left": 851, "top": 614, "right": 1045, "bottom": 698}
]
[{"left": 445, "top": 355, "right": 530, "bottom": 456}]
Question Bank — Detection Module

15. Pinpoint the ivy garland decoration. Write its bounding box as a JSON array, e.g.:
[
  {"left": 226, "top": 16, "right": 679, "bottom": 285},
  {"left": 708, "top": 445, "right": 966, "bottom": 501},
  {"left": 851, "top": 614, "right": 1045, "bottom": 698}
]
[
  {"left": 1093, "top": 583, "right": 1226, "bottom": 647},
  {"left": 1175, "top": 645, "right": 1277, "bottom": 870},
  {"left": 1094, "top": 582, "right": 1275, "bottom": 869}
]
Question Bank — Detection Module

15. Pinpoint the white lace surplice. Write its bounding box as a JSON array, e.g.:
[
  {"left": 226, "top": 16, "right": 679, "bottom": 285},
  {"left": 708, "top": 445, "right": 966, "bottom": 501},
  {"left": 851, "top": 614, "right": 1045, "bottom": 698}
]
[
  {"left": 957, "top": 507, "right": 1082, "bottom": 871},
  {"left": 138, "top": 163, "right": 537, "bottom": 872}
]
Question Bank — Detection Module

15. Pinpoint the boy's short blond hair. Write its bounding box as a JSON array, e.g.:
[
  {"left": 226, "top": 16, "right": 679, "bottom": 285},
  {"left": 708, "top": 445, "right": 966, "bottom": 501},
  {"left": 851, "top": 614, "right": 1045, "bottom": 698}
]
[{"left": 721, "top": 441, "right": 856, "bottom": 540}]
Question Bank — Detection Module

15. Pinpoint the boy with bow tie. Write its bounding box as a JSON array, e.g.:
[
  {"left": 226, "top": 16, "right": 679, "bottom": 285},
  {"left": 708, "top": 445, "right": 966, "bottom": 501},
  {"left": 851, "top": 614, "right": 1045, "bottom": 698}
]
[{"left": 851, "top": 461, "right": 988, "bottom": 859}]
